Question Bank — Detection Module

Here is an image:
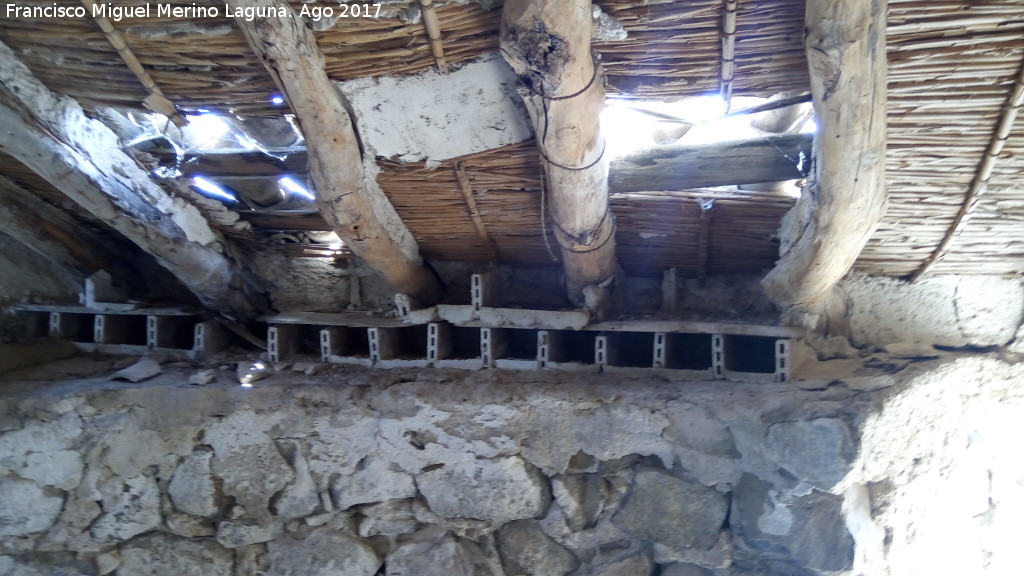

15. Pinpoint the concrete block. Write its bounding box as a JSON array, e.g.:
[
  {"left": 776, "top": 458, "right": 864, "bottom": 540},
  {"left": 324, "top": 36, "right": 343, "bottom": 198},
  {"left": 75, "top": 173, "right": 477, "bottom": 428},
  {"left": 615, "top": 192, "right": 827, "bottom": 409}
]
[
  {"left": 427, "top": 322, "right": 452, "bottom": 365},
  {"left": 712, "top": 334, "right": 725, "bottom": 379},
  {"left": 394, "top": 293, "right": 413, "bottom": 317},
  {"left": 481, "top": 327, "right": 507, "bottom": 368},
  {"left": 369, "top": 327, "right": 412, "bottom": 363},
  {"left": 776, "top": 339, "right": 791, "bottom": 383},
  {"left": 538, "top": 330, "right": 559, "bottom": 367},
  {"left": 194, "top": 320, "right": 228, "bottom": 357},
  {"left": 653, "top": 332, "right": 668, "bottom": 368},
  {"left": 472, "top": 272, "right": 499, "bottom": 311},
  {"left": 268, "top": 325, "right": 299, "bottom": 364}
]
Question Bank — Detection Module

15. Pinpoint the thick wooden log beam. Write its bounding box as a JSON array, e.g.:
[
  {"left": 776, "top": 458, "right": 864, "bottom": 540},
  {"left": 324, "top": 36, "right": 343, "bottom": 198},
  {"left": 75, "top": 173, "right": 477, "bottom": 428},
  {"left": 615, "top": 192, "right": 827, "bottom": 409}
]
[
  {"left": 609, "top": 133, "right": 813, "bottom": 193},
  {"left": 0, "top": 40, "right": 266, "bottom": 320},
  {"left": 500, "top": 0, "right": 618, "bottom": 309},
  {"left": 761, "top": 0, "right": 888, "bottom": 313},
  {"left": 228, "top": 0, "right": 443, "bottom": 305},
  {"left": 0, "top": 176, "right": 141, "bottom": 285}
]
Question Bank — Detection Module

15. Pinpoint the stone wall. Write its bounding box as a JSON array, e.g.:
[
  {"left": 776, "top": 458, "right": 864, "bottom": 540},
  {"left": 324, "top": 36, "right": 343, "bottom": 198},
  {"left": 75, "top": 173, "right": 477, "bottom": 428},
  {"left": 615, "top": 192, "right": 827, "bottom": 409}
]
[
  {"left": 0, "top": 363, "right": 868, "bottom": 576},
  {"left": 1, "top": 355, "right": 1019, "bottom": 576}
]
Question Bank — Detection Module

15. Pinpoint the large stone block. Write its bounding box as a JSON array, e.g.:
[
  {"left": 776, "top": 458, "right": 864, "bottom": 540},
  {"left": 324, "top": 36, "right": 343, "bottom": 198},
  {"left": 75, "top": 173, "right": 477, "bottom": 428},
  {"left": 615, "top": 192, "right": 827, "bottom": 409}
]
[
  {"left": 90, "top": 475, "right": 161, "bottom": 543},
  {"left": 16, "top": 450, "right": 83, "bottom": 490},
  {"left": 215, "top": 520, "right": 279, "bottom": 548},
  {"left": 552, "top": 473, "right": 607, "bottom": 532},
  {"left": 612, "top": 467, "right": 728, "bottom": 551},
  {"left": 0, "top": 478, "right": 63, "bottom": 536},
  {"left": 766, "top": 419, "right": 854, "bottom": 489},
  {"left": 386, "top": 532, "right": 500, "bottom": 576},
  {"left": 497, "top": 520, "right": 579, "bottom": 576},
  {"left": 358, "top": 499, "right": 419, "bottom": 537},
  {"left": 211, "top": 443, "right": 293, "bottom": 521},
  {"left": 263, "top": 527, "right": 381, "bottom": 576},
  {"left": 663, "top": 401, "right": 739, "bottom": 457},
  {"left": 116, "top": 533, "right": 232, "bottom": 576},
  {"left": 418, "top": 456, "right": 550, "bottom": 524},
  {"left": 589, "top": 551, "right": 654, "bottom": 576},
  {"left": 660, "top": 563, "right": 715, "bottom": 576},
  {"left": 331, "top": 457, "right": 416, "bottom": 510},
  {"left": 168, "top": 448, "right": 219, "bottom": 518},
  {"left": 272, "top": 439, "right": 320, "bottom": 519},
  {"left": 0, "top": 552, "right": 94, "bottom": 576},
  {"left": 730, "top": 473, "right": 854, "bottom": 574}
]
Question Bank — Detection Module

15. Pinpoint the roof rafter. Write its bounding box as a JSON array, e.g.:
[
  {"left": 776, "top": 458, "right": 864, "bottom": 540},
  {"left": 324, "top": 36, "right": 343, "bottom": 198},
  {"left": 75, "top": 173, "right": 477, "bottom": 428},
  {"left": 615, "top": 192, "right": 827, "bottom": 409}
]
[
  {"left": 419, "top": 0, "right": 449, "bottom": 72},
  {"left": 0, "top": 39, "right": 266, "bottom": 320},
  {"left": 78, "top": 0, "right": 186, "bottom": 127},
  {"left": 761, "top": 0, "right": 889, "bottom": 316},
  {"left": 910, "top": 57, "right": 1024, "bottom": 282},
  {"left": 0, "top": 175, "right": 141, "bottom": 288},
  {"left": 227, "top": 0, "right": 444, "bottom": 306}
]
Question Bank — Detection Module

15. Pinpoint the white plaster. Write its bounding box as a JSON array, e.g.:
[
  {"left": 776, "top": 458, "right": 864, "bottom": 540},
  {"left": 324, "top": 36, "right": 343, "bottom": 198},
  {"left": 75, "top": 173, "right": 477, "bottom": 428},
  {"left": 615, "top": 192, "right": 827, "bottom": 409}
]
[
  {"left": 339, "top": 54, "right": 532, "bottom": 162},
  {"left": 845, "top": 274, "right": 1024, "bottom": 348}
]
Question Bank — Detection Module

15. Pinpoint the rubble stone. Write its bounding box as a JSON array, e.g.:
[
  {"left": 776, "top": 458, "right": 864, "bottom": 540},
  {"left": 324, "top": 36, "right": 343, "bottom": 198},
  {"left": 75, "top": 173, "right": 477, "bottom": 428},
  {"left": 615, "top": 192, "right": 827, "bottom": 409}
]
[
  {"left": 117, "top": 533, "right": 232, "bottom": 576},
  {"left": 168, "top": 448, "right": 219, "bottom": 518},
  {"left": 263, "top": 528, "right": 380, "bottom": 576},
  {"left": 418, "top": 456, "right": 550, "bottom": 524},
  {"left": 613, "top": 467, "right": 728, "bottom": 551},
  {"left": 497, "top": 520, "right": 579, "bottom": 576},
  {"left": 766, "top": 418, "right": 854, "bottom": 489},
  {"left": 0, "top": 478, "right": 64, "bottom": 536}
]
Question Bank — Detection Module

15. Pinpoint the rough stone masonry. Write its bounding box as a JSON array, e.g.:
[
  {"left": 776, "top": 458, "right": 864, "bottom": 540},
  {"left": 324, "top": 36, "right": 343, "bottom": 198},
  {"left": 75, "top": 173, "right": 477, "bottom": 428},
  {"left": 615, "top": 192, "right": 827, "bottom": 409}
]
[{"left": 1, "top": 353, "right": 1020, "bottom": 576}]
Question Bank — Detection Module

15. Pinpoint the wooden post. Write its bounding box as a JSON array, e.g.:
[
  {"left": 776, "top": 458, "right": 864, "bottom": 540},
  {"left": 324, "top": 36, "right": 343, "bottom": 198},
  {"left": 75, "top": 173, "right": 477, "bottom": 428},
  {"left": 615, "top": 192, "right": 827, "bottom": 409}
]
[
  {"left": 0, "top": 41, "right": 266, "bottom": 320},
  {"left": 500, "top": 0, "right": 618, "bottom": 310},
  {"left": 228, "top": 0, "right": 444, "bottom": 306},
  {"left": 761, "top": 0, "right": 888, "bottom": 313}
]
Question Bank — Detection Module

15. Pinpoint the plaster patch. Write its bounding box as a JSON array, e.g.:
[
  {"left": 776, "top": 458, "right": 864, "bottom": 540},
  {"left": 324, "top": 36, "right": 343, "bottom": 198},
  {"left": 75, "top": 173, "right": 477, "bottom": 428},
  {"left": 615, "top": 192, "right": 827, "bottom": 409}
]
[
  {"left": 845, "top": 274, "right": 1024, "bottom": 348},
  {"left": 339, "top": 54, "right": 532, "bottom": 162}
]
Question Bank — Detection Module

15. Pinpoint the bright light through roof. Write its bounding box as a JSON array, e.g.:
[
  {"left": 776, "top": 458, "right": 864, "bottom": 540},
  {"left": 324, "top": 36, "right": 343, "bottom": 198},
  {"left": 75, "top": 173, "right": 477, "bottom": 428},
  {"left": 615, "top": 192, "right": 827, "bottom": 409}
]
[
  {"left": 279, "top": 176, "right": 315, "bottom": 201},
  {"left": 192, "top": 176, "right": 236, "bottom": 203},
  {"left": 601, "top": 94, "right": 777, "bottom": 159},
  {"left": 187, "top": 113, "right": 230, "bottom": 145}
]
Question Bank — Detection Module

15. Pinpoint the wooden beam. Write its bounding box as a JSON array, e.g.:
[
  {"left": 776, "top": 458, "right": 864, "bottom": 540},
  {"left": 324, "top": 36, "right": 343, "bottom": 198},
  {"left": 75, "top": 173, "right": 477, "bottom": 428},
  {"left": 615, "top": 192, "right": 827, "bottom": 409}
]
[
  {"left": 500, "top": 0, "right": 618, "bottom": 310},
  {"left": 609, "top": 133, "right": 812, "bottom": 193},
  {"left": 78, "top": 0, "right": 186, "bottom": 127},
  {"left": 454, "top": 162, "right": 500, "bottom": 262},
  {"left": 696, "top": 198, "right": 714, "bottom": 285},
  {"left": 720, "top": 0, "right": 738, "bottom": 111},
  {"left": 0, "top": 40, "right": 266, "bottom": 320},
  {"left": 911, "top": 57, "right": 1024, "bottom": 282},
  {"left": 761, "top": 0, "right": 888, "bottom": 311},
  {"left": 0, "top": 176, "right": 141, "bottom": 284},
  {"left": 228, "top": 0, "right": 444, "bottom": 305},
  {"left": 419, "top": 0, "right": 449, "bottom": 72}
]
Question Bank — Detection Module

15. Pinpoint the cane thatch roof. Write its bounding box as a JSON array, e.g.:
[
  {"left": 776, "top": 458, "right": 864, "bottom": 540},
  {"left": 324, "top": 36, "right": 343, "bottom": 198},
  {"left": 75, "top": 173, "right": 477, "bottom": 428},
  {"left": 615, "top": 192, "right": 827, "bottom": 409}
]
[{"left": 1, "top": 0, "right": 1023, "bottom": 288}]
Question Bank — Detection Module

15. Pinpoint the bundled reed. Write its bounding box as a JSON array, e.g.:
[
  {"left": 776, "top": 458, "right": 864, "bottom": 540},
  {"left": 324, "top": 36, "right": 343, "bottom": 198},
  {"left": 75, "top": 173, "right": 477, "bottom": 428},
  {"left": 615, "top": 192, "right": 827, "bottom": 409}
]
[
  {"left": 377, "top": 141, "right": 791, "bottom": 275},
  {"left": 857, "top": 0, "right": 1024, "bottom": 276}
]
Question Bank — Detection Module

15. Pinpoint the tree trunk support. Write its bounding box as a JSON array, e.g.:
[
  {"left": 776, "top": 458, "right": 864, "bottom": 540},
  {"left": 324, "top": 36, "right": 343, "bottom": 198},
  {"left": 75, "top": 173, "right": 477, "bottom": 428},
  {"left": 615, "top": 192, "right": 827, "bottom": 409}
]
[
  {"left": 500, "top": 0, "right": 619, "bottom": 312},
  {"left": 761, "top": 0, "right": 888, "bottom": 321},
  {"left": 228, "top": 0, "right": 444, "bottom": 305}
]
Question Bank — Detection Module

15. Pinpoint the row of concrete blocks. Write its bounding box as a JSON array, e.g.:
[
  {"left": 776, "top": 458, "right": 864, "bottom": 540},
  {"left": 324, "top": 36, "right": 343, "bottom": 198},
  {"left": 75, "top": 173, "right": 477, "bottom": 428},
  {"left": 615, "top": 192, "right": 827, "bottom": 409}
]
[
  {"left": 268, "top": 323, "right": 792, "bottom": 382},
  {"left": 32, "top": 311, "right": 227, "bottom": 359}
]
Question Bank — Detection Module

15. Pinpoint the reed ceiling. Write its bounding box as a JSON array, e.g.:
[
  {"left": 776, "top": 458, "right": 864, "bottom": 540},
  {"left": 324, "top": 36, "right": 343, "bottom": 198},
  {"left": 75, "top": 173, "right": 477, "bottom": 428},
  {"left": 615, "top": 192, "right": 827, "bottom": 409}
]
[{"left": 1, "top": 0, "right": 1023, "bottom": 284}]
